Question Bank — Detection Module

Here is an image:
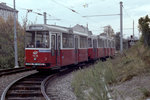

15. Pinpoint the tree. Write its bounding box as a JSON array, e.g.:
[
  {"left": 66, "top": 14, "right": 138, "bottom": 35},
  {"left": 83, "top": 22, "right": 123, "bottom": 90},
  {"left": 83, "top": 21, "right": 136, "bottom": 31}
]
[
  {"left": 138, "top": 15, "right": 150, "bottom": 46},
  {"left": 0, "top": 17, "right": 25, "bottom": 69}
]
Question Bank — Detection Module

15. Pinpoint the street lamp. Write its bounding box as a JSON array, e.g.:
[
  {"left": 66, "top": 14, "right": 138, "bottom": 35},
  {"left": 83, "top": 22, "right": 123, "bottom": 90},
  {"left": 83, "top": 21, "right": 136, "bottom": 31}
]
[{"left": 14, "top": 0, "right": 19, "bottom": 68}]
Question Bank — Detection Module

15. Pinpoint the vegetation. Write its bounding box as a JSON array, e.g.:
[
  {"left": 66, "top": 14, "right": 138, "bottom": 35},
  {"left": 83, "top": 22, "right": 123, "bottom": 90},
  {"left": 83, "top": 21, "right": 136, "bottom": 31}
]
[
  {"left": 139, "top": 88, "right": 150, "bottom": 99},
  {"left": 72, "top": 15, "right": 150, "bottom": 99},
  {"left": 72, "top": 41, "right": 150, "bottom": 100},
  {"left": 72, "top": 63, "right": 110, "bottom": 100},
  {"left": 106, "top": 42, "right": 149, "bottom": 83},
  {"left": 139, "top": 15, "right": 150, "bottom": 47},
  {"left": 0, "top": 17, "right": 25, "bottom": 69}
]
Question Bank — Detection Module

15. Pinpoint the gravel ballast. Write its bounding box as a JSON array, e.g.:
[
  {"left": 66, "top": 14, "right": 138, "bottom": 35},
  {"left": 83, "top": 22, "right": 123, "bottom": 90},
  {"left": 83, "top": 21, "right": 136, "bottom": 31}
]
[
  {"left": 110, "top": 73, "right": 150, "bottom": 100},
  {"left": 46, "top": 72, "right": 77, "bottom": 100}
]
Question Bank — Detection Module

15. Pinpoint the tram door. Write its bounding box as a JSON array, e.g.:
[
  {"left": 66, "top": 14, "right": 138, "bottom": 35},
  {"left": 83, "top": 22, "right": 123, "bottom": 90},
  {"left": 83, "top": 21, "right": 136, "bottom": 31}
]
[
  {"left": 75, "top": 36, "right": 78, "bottom": 64},
  {"left": 51, "top": 33, "right": 61, "bottom": 67},
  {"left": 93, "top": 39, "right": 97, "bottom": 59},
  {"left": 57, "top": 34, "right": 61, "bottom": 66}
]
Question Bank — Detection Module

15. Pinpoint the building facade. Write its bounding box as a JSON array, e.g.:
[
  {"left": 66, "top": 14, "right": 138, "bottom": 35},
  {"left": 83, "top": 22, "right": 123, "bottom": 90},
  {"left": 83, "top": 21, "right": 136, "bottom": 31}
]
[
  {"left": 0, "top": 2, "right": 18, "bottom": 21},
  {"left": 72, "top": 24, "right": 92, "bottom": 35}
]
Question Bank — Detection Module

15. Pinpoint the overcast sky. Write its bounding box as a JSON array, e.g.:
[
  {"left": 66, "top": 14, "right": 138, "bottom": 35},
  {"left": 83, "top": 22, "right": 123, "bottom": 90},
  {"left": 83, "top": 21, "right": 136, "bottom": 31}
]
[{"left": 1, "top": 0, "right": 150, "bottom": 38}]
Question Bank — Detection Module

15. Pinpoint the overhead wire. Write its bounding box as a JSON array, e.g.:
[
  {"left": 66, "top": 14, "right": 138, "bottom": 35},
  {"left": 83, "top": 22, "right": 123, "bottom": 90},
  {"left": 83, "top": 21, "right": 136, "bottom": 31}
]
[
  {"left": 50, "top": 0, "right": 80, "bottom": 15},
  {"left": 0, "top": 1, "right": 61, "bottom": 22}
]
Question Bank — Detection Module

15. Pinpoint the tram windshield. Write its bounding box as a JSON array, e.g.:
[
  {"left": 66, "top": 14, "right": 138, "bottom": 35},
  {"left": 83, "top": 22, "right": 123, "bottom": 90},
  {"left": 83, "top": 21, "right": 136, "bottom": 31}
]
[{"left": 25, "top": 31, "right": 49, "bottom": 48}]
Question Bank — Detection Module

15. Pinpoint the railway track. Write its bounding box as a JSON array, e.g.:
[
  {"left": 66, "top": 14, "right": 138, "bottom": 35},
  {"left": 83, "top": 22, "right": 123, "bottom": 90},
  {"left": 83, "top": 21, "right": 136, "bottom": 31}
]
[
  {"left": 1, "top": 62, "right": 95, "bottom": 100},
  {"left": 1, "top": 72, "right": 56, "bottom": 100},
  {"left": 0, "top": 67, "right": 33, "bottom": 77}
]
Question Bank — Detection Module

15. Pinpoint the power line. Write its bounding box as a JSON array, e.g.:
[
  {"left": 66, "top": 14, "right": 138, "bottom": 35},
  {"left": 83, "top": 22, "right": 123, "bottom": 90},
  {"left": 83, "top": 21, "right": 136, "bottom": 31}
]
[
  {"left": 0, "top": 1, "right": 61, "bottom": 21},
  {"left": 50, "top": 0, "right": 80, "bottom": 14},
  {"left": 82, "top": 14, "right": 120, "bottom": 17}
]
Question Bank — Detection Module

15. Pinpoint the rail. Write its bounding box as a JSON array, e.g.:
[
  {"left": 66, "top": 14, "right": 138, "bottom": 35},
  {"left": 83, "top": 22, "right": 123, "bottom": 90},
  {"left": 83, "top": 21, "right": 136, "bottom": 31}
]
[{"left": 0, "top": 67, "right": 34, "bottom": 76}]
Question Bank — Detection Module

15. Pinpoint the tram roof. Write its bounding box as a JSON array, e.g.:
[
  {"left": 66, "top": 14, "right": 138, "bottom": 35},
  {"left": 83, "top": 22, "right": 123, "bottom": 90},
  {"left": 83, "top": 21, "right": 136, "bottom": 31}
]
[
  {"left": 26, "top": 24, "right": 70, "bottom": 33},
  {"left": 26, "top": 24, "right": 88, "bottom": 36}
]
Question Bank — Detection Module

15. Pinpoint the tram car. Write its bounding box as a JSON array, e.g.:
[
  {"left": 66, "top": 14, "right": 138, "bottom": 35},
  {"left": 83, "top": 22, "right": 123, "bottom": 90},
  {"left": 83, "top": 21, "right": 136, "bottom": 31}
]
[
  {"left": 25, "top": 24, "right": 115, "bottom": 70},
  {"left": 25, "top": 24, "right": 88, "bottom": 70}
]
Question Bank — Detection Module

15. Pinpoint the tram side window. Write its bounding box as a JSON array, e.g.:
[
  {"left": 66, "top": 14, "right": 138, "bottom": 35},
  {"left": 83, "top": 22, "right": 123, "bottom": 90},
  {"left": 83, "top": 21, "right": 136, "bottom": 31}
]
[
  {"left": 62, "top": 33, "right": 74, "bottom": 48},
  {"left": 93, "top": 39, "right": 97, "bottom": 48},
  {"left": 88, "top": 38, "right": 92, "bottom": 48},
  {"left": 105, "top": 40, "right": 107, "bottom": 48},
  {"left": 109, "top": 40, "right": 111, "bottom": 48},
  {"left": 80, "top": 36, "right": 87, "bottom": 48},
  {"left": 112, "top": 41, "right": 114, "bottom": 48},
  {"left": 98, "top": 39, "right": 103, "bottom": 48},
  {"left": 102, "top": 40, "right": 104, "bottom": 48},
  {"left": 113, "top": 41, "right": 115, "bottom": 48}
]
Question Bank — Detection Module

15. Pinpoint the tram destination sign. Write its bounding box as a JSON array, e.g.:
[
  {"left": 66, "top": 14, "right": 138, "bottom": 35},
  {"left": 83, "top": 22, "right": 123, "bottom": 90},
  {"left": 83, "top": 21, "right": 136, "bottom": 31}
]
[{"left": 29, "top": 26, "right": 44, "bottom": 30}]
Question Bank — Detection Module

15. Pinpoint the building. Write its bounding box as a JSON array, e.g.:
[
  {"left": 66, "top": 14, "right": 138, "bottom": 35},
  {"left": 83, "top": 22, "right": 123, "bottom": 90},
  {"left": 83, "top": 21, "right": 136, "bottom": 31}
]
[
  {"left": 72, "top": 24, "right": 92, "bottom": 35},
  {"left": 0, "top": 2, "right": 18, "bottom": 21},
  {"left": 100, "top": 25, "right": 115, "bottom": 37}
]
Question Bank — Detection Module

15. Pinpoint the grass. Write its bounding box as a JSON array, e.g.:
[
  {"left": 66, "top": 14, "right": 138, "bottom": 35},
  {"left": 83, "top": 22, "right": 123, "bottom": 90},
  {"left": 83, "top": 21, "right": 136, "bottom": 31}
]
[
  {"left": 72, "top": 42, "right": 150, "bottom": 100},
  {"left": 139, "top": 88, "right": 150, "bottom": 99},
  {"left": 72, "top": 62, "right": 115, "bottom": 100},
  {"left": 110, "top": 42, "right": 150, "bottom": 83}
]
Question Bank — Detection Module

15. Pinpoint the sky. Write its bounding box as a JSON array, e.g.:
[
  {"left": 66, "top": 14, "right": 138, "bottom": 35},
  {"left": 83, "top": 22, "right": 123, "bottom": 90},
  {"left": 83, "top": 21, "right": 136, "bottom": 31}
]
[{"left": 1, "top": 0, "right": 150, "bottom": 38}]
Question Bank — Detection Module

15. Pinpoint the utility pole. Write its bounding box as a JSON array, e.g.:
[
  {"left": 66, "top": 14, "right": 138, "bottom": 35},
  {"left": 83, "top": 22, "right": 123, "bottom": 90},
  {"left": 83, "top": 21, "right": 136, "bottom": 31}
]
[
  {"left": 14, "top": 0, "right": 19, "bottom": 68},
  {"left": 120, "top": 1, "right": 123, "bottom": 54},
  {"left": 133, "top": 20, "right": 134, "bottom": 37},
  {"left": 44, "top": 12, "right": 47, "bottom": 24}
]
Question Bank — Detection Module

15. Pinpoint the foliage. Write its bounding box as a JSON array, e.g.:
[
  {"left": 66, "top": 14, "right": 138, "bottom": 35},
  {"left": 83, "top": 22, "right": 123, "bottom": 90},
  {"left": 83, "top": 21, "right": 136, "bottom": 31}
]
[
  {"left": 138, "top": 15, "right": 150, "bottom": 47},
  {"left": 0, "top": 17, "right": 25, "bottom": 69}
]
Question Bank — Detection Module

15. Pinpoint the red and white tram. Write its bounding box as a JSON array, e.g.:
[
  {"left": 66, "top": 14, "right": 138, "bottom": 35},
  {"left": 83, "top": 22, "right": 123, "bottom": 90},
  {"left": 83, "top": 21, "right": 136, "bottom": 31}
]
[
  {"left": 25, "top": 24, "right": 89, "bottom": 70},
  {"left": 25, "top": 24, "right": 115, "bottom": 70}
]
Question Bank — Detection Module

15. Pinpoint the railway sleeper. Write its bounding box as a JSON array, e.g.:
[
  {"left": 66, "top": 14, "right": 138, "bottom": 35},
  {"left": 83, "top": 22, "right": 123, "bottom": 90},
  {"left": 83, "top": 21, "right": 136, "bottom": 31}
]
[
  {"left": 8, "top": 89, "right": 41, "bottom": 94},
  {"left": 10, "top": 87, "right": 40, "bottom": 90},
  {"left": 6, "top": 96, "right": 44, "bottom": 100},
  {"left": 6, "top": 92, "right": 43, "bottom": 97}
]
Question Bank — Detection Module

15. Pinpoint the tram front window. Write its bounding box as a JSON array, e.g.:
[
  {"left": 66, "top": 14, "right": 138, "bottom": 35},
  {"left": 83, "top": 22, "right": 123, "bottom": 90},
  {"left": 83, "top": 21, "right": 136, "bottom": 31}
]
[{"left": 26, "top": 31, "right": 49, "bottom": 48}]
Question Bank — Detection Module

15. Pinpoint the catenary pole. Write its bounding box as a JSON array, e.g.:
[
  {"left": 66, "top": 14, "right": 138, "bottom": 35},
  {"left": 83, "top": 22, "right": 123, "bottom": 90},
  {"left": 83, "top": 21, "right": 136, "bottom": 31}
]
[
  {"left": 44, "top": 12, "right": 47, "bottom": 24},
  {"left": 133, "top": 20, "right": 134, "bottom": 37},
  {"left": 120, "top": 1, "right": 123, "bottom": 54},
  {"left": 14, "top": 0, "right": 19, "bottom": 68}
]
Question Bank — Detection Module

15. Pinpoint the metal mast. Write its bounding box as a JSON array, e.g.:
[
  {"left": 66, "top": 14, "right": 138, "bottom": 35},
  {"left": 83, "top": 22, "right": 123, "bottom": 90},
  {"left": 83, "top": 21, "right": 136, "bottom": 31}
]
[
  {"left": 14, "top": 0, "right": 19, "bottom": 68},
  {"left": 120, "top": 1, "right": 123, "bottom": 54},
  {"left": 133, "top": 20, "right": 134, "bottom": 36},
  {"left": 44, "top": 12, "right": 47, "bottom": 24}
]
